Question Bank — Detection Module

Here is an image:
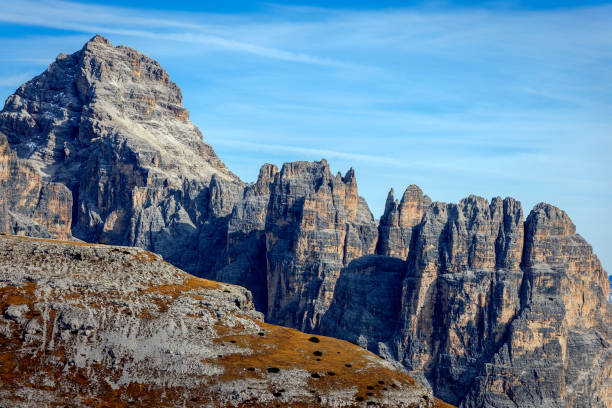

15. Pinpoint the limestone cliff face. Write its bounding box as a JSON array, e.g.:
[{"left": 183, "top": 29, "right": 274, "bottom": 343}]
[
  {"left": 216, "top": 160, "right": 379, "bottom": 333},
  {"left": 377, "top": 185, "right": 431, "bottom": 259},
  {"left": 0, "top": 235, "right": 445, "bottom": 407},
  {"left": 394, "top": 195, "right": 525, "bottom": 395},
  {"left": 456, "top": 203, "right": 611, "bottom": 408},
  {"left": 318, "top": 255, "right": 406, "bottom": 357},
  {"left": 263, "top": 160, "right": 378, "bottom": 331},
  {"left": 0, "top": 133, "right": 71, "bottom": 239},
  {"left": 0, "top": 35, "right": 242, "bottom": 274},
  {"left": 2, "top": 36, "right": 610, "bottom": 408},
  {"left": 215, "top": 163, "right": 279, "bottom": 312},
  {"left": 321, "top": 196, "right": 611, "bottom": 407},
  {"left": 476, "top": 203, "right": 612, "bottom": 408}
]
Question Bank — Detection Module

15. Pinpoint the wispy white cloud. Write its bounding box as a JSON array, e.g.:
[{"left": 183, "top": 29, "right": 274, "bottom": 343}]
[
  {"left": 210, "top": 139, "right": 406, "bottom": 166},
  {"left": 0, "top": 0, "right": 349, "bottom": 66},
  {"left": 207, "top": 138, "right": 558, "bottom": 182},
  {"left": 3, "top": 0, "right": 612, "bottom": 75}
]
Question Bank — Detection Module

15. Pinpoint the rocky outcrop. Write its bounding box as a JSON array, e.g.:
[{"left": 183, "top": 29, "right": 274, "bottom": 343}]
[
  {"left": 212, "top": 160, "right": 380, "bottom": 331},
  {"left": 319, "top": 255, "right": 406, "bottom": 357},
  {"left": 462, "top": 203, "right": 612, "bottom": 408},
  {"left": 0, "top": 234, "right": 447, "bottom": 407},
  {"left": 0, "top": 35, "right": 242, "bottom": 275},
  {"left": 0, "top": 132, "right": 71, "bottom": 239},
  {"left": 2, "top": 36, "right": 610, "bottom": 408},
  {"left": 215, "top": 163, "right": 279, "bottom": 312},
  {"left": 216, "top": 159, "right": 381, "bottom": 333},
  {"left": 394, "top": 196, "right": 525, "bottom": 398},
  {"left": 263, "top": 160, "right": 378, "bottom": 332},
  {"left": 377, "top": 185, "right": 431, "bottom": 259},
  {"left": 321, "top": 197, "right": 612, "bottom": 407}
]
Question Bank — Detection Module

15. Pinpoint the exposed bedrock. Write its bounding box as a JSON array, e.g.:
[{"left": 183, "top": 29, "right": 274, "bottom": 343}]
[
  {"left": 217, "top": 159, "right": 378, "bottom": 332},
  {"left": 2, "top": 35, "right": 610, "bottom": 408},
  {"left": 376, "top": 185, "right": 431, "bottom": 259},
  {"left": 0, "top": 235, "right": 445, "bottom": 407},
  {"left": 322, "top": 197, "right": 611, "bottom": 407},
  {"left": 0, "top": 35, "right": 242, "bottom": 274},
  {"left": 0, "top": 133, "right": 71, "bottom": 239}
]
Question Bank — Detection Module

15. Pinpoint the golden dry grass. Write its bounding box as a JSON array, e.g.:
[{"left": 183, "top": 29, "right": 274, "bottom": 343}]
[
  {"left": 212, "top": 321, "right": 453, "bottom": 407},
  {"left": 0, "top": 234, "right": 454, "bottom": 407}
]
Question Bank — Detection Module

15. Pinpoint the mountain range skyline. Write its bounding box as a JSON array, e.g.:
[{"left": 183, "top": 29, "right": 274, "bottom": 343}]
[
  {"left": 0, "top": 31, "right": 609, "bottom": 407},
  {"left": 0, "top": 0, "right": 610, "bottom": 275}
]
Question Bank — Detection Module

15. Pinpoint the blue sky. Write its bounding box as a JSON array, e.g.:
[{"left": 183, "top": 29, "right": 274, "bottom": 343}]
[{"left": 0, "top": 0, "right": 611, "bottom": 273}]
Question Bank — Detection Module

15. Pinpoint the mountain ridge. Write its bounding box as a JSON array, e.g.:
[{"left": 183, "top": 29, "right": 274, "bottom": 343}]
[{"left": 1, "top": 35, "right": 610, "bottom": 407}]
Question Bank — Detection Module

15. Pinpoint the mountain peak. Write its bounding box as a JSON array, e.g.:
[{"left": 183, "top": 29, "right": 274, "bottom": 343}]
[
  {"left": 84, "top": 34, "right": 112, "bottom": 47},
  {"left": 0, "top": 37, "right": 241, "bottom": 259},
  {"left": 1, "top": 36, "right": 238, "bottom": 183},
  {"left": 0, "top": 36, "right": 609, "bottom": 408}
]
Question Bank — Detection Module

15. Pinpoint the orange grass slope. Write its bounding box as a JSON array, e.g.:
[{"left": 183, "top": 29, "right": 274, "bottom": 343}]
[{"left": 0, "top": 234, "right": 452, "bottom": 407}]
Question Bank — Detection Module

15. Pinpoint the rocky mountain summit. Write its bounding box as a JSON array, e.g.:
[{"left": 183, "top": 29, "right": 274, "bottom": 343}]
[
  {"left": 0, "top": 234, "right": 446, "bottom": 407},
  {"left": 0, "top": 34, "right": 242, "bottom": 273},
  {"left": 1, "top": 36, "right": 610, "bottom": 407}
]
